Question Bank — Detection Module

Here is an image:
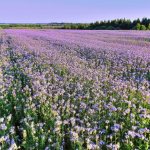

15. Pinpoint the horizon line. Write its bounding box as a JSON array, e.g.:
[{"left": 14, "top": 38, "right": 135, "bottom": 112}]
[{"left": 0, "top": 17, "right": 149, "bottom": 24}]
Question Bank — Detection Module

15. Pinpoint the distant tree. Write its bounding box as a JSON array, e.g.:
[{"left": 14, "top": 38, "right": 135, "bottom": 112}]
[
  {"left": 134, "top": 23, "right": 141, "bottom": 30},
  {"left": 78, "top": 24, "right": 85, "bottom": 29},
  {"left": 147, "top": 24, "right": 150, "bottom": 30},
  {"left": 140, "top": 25, "right": 147, "bottom": 30},
  {"left": 95, "top": 21, "right": 99, "bottom": 25},
  {"left": 141, "top": 18, "right": 150, "bottom": 27},
  {"left": 70, "top": 24, "right": 77, "bottom": 29},
  {"left": 107, "top": 26, "right": 115, "bottom": 30}
]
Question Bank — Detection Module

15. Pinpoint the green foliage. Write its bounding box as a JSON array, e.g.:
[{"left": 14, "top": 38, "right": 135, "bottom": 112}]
[
  {"left": 106, "top": 26, "right": 115, "bottom": 30},
  {"left": 147, "top": 24, "right": 150, "bottom": 30},
  {"left": 135, "top": 23, "right": 141, "bottom": 30},
  {"left": 140, "top": 25, "right": 147, "bottom": 30}
]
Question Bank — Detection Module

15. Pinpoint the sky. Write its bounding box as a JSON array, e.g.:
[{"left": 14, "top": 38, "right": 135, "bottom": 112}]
[{"left": 0, "top": 0, "right": 150, "bottom": 23}]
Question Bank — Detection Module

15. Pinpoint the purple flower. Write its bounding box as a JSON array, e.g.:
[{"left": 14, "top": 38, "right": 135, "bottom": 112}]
[
  {"left": 99, "top": 140, "right": 105, "bottom": 145},
  {"left": 111, "top": 124, "right": 121, "bottom": 132},
  {"left": 0, "top": 123, "right": 7, "bottom": 130}
]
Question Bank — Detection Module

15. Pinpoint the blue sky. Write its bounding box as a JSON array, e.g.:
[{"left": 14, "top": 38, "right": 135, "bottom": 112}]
[{"left": 0, "top": 0, "right": 150, "bottom": 23}]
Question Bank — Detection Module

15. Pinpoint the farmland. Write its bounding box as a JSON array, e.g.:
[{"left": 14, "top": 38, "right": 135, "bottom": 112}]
[{"left": 0, "top": 29, "right": 150, "bottom": 149}]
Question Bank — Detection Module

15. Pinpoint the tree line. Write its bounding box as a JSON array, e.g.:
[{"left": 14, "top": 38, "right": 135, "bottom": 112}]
[
  {"left": 62, "top": 18, "right": 150, "bottom": 30},
  {"left": 0, "top": 18, "right": 150, "bottom": 30}
]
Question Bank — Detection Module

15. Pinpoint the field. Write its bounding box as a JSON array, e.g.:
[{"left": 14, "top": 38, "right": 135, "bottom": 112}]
[{"left": 0, "top": 29, "right": 150, "bottom": 150}]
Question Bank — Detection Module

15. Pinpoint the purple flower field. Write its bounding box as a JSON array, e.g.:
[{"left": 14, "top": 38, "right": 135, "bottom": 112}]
[{"left": 0, "top": 29, "right": 150, "bottom": 149}]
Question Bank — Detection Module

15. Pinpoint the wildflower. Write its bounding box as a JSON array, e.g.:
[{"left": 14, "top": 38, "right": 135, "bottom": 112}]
[
  {"left": 107, "top": 143, "right": 120, "bottom": 150},
  {"left": 111, "top": 124, "right": 121, "bottom": 132},
  {"left": 133, "top": 132, "right": 145, "bottom": 139},
  {"left": 132, "top": 126, "right": 137, "bottom": 130},
  {"left": 63, "top": 120, "right": 69, "bottom": 125},
  {"left": 45, "top": 147, "right": 50, "bottom": 150},
  {"left": 53, "top": 127, "right": 60, "bottom": 133},
  {"left": 138, "top": 128, "right": 149, "bottom": 134},
  {"left": 0, "top": 123, "right": 7, "bottom": 130},
  {"left": 125, "top": 134, "right": 129, "bottom": 139},
  {"left": 99, "top": 140, "right": 105, "bottom": 145},
  {"left": 10, "top": 127, "right": 15, "bottom": 134},
  {"left": 128, "top": 130, "right": 136, "bottom": 138},
  {"left": 139, "top": 114, "right": 150, "bottom": 119},
  {"left": 107, "top": 134, "right": 113, "bottom": 140},
  {"left": 7, "top": 114, "right": 12, "bottom": 122},
  {"left": 123, "top": 108, "right": 130, "bottom": 115},
  {"left": 87, "top": 143, "right": 99, "bottom": 150},
  {"left": 23, "top": 130, "right": 27, "bottom": 139},
  {"left": 55, "top": 120, "right": 62, "bottom": 126},
  {"left": 80, "top": 102, "right": 87, "bottom": 109},
  {"left": 8, "top": 139, "right": 17, "bottom": 150},
  {"left": 4, "top": 135, "right": 10, "bottom": 144},
  {"left": 92, "top": 104, "right": 99, "bottom": 110},
  {"left": 0, "top": 118, "right": 4, "bottom": 123},
  {"left": 38, "top": 122, "right": 44, "bottom": 128},
  {"left": 105, "top": 120, "right": 109, "bottom": 124},
  {"left": 48, "top": 138, "right": 52, "bottom": 143},
  {"left": 99, "top": 129, "right": 106, "bottom": 134},
  {"left": 0, "top": 136, "right": 5, "bottom": 143},
  {"left": 110, "top": 106, "right": 117, "bottom": 112},
  {"left": 70, "top": 117, "right": 76, "bottom": 126},
  {"left": 70, "top": 131, "right": 78, "bottom": 142},
  {"left": 130, "top": 113, "right": 135, "bottom": 119},
  {"left": 128, "top": 130, "right": 145, "bottom": 139}
]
